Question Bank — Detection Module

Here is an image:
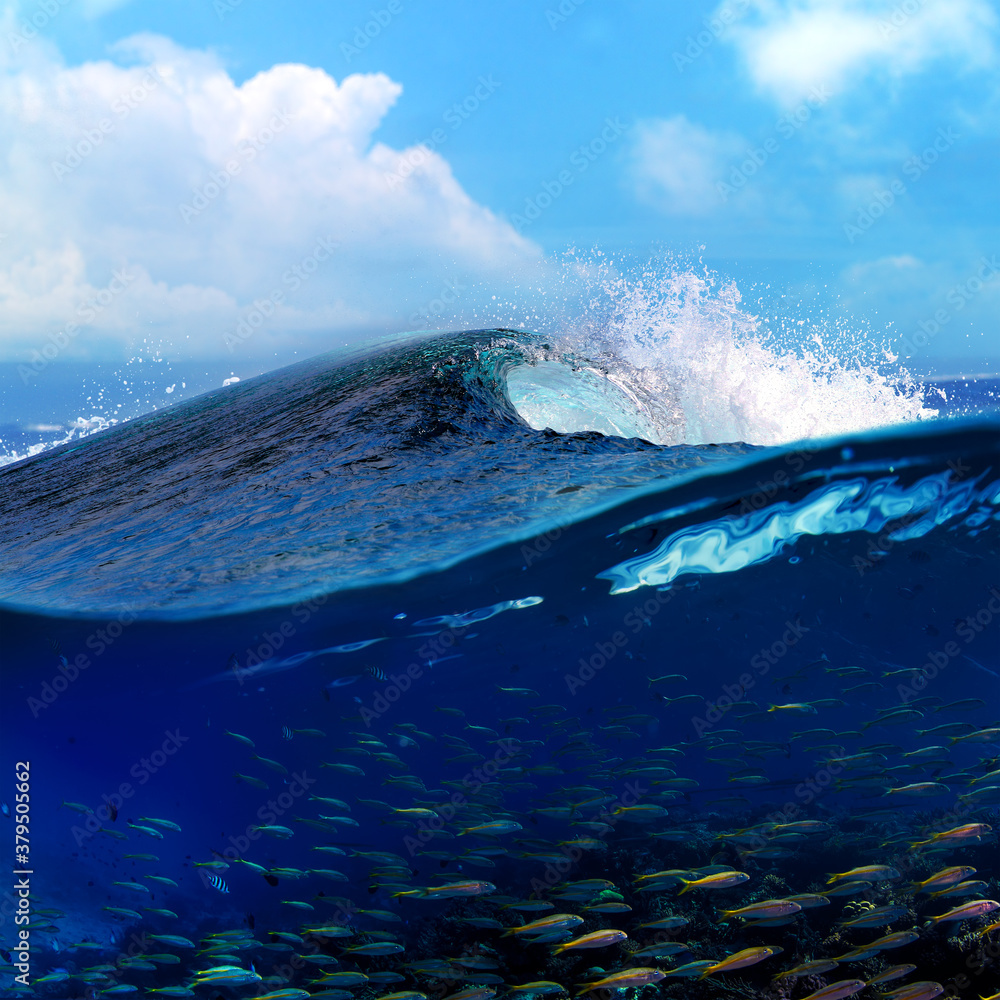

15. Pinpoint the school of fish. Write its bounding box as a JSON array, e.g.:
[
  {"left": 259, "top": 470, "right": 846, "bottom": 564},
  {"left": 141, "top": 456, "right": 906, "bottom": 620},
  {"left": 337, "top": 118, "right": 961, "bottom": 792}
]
[{"left": 4, "top": 664, "right": 1000, "bottom": 1000}]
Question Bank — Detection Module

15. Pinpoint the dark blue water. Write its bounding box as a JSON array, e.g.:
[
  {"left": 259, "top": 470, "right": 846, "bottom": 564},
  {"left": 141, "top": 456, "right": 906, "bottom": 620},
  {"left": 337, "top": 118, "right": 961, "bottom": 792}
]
[{"left": 1, "top": 329, "right": 998, "bottom": 1000}]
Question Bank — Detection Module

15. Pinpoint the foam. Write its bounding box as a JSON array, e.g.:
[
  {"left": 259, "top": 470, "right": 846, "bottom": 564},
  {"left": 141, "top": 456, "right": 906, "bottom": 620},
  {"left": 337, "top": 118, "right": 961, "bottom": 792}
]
[{"left": 507, "top": 259, "right": 938, "bottom": 446}]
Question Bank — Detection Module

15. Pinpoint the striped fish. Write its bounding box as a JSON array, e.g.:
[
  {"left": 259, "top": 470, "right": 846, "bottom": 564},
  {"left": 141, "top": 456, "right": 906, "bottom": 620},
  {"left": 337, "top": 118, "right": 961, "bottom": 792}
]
[{"left": 205, "top": 873, "right": 230, "bottom": 894}]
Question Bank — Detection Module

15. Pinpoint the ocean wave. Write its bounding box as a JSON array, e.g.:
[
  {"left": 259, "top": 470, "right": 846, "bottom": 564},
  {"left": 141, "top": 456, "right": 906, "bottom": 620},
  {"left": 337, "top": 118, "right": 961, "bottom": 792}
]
[
  {"left": 0, "top": 330, "right": 751, "bottom": 618},
  {"left": 0, "top": 315, "right": 994, "bottom": 623}
]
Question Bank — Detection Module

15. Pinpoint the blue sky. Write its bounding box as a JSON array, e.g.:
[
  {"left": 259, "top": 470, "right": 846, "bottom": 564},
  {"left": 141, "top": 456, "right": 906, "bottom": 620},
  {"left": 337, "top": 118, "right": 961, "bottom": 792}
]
[{"left": 2, "top": 0, "right": 999, "bottom": 383}]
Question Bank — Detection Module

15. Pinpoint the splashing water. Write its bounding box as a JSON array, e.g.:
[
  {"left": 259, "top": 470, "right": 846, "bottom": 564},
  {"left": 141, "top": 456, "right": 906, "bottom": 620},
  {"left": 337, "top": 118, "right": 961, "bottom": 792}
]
[
  {"left": 0, "top": 415, "right": 119, "bottom": 468},
  {"left": 534, "top": 260, "right": 938, "bottom": 447}
]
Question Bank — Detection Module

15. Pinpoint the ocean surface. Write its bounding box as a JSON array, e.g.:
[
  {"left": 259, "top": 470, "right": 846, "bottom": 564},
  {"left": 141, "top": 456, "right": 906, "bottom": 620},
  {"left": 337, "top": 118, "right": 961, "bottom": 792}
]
[{"left": 1, "top": 320, "right": 999, "bottom": 1000}]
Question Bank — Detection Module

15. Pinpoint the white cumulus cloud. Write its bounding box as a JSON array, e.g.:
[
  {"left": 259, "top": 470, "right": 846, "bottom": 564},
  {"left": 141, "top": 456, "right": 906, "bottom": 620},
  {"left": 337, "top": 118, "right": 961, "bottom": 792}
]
[
  {"left": 720, "top": 0, "right": 998, "bottom": 104},
  {"left": 0, "top": 33, "right": 541, "bottom": 363}
]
